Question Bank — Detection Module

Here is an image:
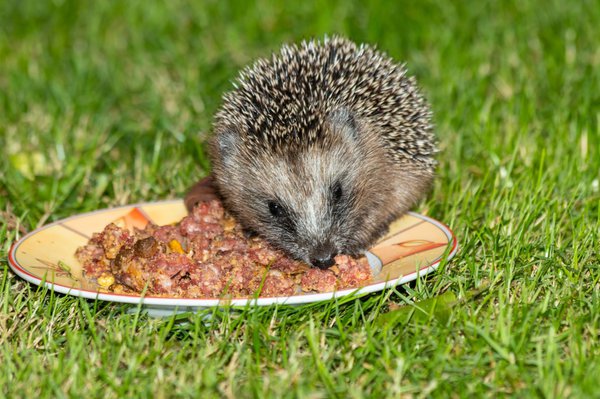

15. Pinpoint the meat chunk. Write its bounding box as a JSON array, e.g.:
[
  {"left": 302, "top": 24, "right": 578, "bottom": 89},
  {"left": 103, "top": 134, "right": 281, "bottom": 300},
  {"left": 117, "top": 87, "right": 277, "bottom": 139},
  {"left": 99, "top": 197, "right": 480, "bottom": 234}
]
[{"left": 301, "top": 269, "right": 337, "bottom": 293}]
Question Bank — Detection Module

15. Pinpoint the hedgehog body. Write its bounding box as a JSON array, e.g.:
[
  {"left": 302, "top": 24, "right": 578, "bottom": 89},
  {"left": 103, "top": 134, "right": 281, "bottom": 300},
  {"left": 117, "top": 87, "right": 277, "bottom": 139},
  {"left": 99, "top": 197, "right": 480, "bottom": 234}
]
[{"left": 209, "top": 37, "right": 436, "bottom": 268}]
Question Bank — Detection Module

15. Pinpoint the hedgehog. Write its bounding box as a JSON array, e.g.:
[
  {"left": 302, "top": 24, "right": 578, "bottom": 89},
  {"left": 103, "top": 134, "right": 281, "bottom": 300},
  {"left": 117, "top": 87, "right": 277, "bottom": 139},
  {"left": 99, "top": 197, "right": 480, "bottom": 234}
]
[{"left": 187, "top": 36, "right": 437, "bottom": 269}]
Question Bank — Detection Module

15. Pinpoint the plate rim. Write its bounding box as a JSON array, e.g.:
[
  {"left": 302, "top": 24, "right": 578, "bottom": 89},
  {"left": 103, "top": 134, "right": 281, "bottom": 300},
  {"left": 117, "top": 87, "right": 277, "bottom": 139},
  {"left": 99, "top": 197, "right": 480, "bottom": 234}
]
[{"left": 8, "top": 199, "right": 458, "bottom": 307}]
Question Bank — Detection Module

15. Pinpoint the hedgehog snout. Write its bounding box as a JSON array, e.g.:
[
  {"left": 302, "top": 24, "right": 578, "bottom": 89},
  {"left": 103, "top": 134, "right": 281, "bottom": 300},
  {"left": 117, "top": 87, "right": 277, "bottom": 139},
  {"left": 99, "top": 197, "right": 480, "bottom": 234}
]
[{"left": 309, "top": 241, "right": 337, "bottom": 269}]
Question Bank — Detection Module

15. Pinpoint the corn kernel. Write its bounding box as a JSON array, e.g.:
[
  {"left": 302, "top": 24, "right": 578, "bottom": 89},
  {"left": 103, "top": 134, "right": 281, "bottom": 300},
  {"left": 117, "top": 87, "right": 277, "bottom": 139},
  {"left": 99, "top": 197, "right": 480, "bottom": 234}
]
[
  {"left": 169, "top": 239, "right": 185, "bottom": 254},
  {"left": 97, "top": 273, "right": 115, "bottom": 288}
]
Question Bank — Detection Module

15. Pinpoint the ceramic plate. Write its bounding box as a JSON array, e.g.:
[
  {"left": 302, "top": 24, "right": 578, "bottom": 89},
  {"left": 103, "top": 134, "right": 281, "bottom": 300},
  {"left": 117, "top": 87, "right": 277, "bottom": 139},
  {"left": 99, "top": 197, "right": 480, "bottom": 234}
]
[{"left": 8, "top": 200, "right": 457, "bottom": 314}]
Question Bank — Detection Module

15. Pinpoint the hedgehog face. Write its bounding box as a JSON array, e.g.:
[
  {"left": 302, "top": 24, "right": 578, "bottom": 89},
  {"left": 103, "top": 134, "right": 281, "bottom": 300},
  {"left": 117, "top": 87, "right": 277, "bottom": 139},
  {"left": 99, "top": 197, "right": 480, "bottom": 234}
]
[
  {"left": 253, "top": 138, "right": 369, "bottom": 268},
  {"left": 210, "top": 110, "right": 426, "bottom": 268}
]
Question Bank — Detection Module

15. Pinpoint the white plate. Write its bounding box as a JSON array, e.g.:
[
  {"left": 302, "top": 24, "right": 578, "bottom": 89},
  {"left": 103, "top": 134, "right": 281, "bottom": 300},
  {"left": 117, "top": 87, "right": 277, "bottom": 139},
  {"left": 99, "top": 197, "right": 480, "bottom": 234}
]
[{"left": 8, "top": 200, "right": 458, "bottom": 315}]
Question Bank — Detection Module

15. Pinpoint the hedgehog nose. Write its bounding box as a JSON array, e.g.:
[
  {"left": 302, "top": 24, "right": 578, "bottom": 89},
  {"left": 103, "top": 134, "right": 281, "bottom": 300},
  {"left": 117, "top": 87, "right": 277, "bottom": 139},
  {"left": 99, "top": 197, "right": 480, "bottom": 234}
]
[
  {"left": 310, "top": 244, "right": 337, "bottom": 269},
  {"left": 311, "top": 256, "right": 335, "bottom": 269}
]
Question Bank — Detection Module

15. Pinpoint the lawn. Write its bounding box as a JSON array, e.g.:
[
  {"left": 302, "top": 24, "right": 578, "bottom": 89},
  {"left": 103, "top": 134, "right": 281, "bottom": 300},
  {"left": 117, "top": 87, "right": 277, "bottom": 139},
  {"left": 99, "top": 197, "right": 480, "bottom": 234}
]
[{"left": 1, "top": 0, "right": 598, "bottom": 397}]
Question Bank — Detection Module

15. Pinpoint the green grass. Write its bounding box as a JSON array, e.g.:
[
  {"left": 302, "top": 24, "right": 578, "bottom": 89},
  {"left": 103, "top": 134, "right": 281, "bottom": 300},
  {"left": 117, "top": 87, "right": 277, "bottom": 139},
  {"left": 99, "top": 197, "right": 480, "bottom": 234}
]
[{"left": 1, "top": 0, "right": 599, "bottom": 397}]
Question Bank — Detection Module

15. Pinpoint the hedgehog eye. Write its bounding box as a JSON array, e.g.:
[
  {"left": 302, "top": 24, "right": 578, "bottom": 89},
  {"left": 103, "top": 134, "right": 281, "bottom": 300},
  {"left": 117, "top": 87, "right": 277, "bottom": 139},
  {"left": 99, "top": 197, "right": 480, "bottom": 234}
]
[
  {"left": 331, "top": 181, "right": 343, "bottom": 204},
  {"left": 268, "top": 201, "right": 286, "bottom": 218}
]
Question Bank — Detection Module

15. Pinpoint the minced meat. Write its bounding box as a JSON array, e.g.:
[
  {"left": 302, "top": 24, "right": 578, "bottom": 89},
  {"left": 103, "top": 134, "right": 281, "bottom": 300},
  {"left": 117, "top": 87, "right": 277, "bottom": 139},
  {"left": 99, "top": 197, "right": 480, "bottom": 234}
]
[{"left": 75, "top": 200, "right": 372, "bottom": 298}]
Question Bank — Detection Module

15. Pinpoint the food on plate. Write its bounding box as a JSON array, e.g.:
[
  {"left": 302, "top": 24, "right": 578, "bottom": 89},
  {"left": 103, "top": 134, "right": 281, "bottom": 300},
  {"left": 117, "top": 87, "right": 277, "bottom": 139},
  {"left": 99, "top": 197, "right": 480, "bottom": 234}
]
[{"left": 75, "top": 200, "right": 372, "bottom": 298}]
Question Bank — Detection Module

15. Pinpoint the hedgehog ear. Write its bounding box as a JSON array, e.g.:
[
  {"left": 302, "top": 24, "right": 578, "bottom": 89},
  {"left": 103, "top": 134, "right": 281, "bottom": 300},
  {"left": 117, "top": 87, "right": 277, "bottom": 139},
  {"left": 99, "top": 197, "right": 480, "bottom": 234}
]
[
  {"left": 328, "top": 108, "right": 359, "bottom": 142},
  {"left": 216, "top": 128, "right": 239, "bottom": 165}
]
